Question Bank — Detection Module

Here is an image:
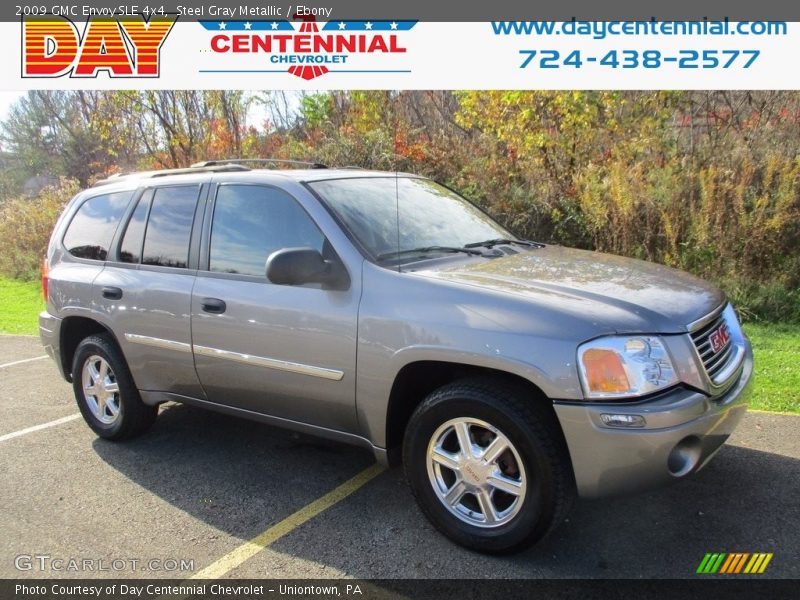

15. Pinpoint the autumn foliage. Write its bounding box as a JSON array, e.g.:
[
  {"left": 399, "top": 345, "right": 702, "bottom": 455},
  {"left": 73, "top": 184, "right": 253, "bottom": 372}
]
[{"left": 1, "top": 90, "right": 798, "bottom": 321}]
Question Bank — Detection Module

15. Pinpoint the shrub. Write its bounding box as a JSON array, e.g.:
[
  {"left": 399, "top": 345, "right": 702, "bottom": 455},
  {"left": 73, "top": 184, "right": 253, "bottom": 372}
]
[{"left": 0, "top": 178, "right": 79, "bottom": 280}]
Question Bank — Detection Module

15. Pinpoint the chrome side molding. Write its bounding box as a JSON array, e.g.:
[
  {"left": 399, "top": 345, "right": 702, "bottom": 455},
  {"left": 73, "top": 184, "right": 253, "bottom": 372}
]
[
  {"left": 124, "top": 334, "right": 345, "bottom": 381},
  {"left": 124, "top": 333, "right": 192, "bottom": 353},
  {"left": 193, "top": 344, "right": 345, "bottom": 381}
]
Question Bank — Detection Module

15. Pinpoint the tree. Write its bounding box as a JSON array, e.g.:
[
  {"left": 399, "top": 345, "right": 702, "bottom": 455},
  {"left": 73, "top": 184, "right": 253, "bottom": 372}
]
[{"left": 2, "top": 91, "right": 138, "bottom": 186}]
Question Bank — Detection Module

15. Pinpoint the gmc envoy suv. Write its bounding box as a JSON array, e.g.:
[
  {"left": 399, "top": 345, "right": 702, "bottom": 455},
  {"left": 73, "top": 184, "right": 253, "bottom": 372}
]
[{"left": 40, "top": 159, "right": 753, "bottom": 553}]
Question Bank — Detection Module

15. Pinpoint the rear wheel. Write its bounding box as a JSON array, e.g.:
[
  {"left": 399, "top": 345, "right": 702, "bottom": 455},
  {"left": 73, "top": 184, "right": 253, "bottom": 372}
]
[
  {"left": 403, "top": 377, "right": 575, "bottom": 554},
  {"left": 72, "top": 334, "right": 157, "bottom": 440}
]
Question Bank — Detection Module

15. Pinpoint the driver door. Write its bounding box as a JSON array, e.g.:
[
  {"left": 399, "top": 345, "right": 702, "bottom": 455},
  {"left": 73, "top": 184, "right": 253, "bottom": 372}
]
[{"left": 190, "top": 183, "right": 359, "bottom": 433}]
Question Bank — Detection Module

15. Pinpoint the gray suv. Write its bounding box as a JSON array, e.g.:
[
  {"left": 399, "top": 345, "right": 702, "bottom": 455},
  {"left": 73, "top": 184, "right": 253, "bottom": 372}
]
[{"left": 39, "top": 160, "right": 753, "bottom": 553}]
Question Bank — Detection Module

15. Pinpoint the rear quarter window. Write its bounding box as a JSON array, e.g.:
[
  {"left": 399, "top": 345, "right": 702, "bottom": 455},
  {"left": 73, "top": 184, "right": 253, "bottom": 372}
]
[{"left": 62, "top": 192, "right": 132, "bottom": 260}]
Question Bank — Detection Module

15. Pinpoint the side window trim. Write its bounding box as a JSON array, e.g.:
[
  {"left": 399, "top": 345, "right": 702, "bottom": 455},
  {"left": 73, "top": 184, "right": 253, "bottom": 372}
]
[
  {"left": 189, "top": 183, "right": 211, "bottom": 271},
  {"left": 197, "top": 182, "right": 216, "bottom": 272}
]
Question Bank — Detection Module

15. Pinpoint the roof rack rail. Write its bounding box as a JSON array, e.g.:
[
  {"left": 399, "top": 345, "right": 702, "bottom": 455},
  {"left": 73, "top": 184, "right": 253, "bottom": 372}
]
[
  {"left": 92, "top": 164, "right": 250, "bottom": 187},
  {"left": 191, "top": 158, "right": 328, "bottom": 169},
  {"left": 91, "top": 158, "right": 327, "bottom": 187}
]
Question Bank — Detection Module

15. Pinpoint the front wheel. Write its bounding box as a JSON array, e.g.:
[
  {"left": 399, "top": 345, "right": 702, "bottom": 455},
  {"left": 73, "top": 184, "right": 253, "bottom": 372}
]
[
  {"left": 72, "top": 333, "right": 157, "bottom": 441},
  {"left": 403, "top": 377, "right": 575, "bottom": 554}
]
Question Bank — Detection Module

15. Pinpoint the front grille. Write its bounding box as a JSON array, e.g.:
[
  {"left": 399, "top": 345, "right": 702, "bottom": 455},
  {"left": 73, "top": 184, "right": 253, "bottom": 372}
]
[{"left": 690, "top": 312, "right": 735, "bottom": 382}]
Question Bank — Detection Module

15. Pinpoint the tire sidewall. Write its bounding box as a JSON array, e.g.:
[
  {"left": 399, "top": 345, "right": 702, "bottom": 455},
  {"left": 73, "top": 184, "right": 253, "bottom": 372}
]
[
  {"left": 405, "top": 393, "right": 558, "bottom": 553},
  {"left": 72, "top": 338, "right": 127, "bottom": 438}
]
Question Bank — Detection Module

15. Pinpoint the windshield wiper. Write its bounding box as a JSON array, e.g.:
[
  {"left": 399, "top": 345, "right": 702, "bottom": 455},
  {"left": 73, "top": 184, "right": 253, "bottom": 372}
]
[
  {"left": 376, "top": 246, "right": 483, "bottom": 261},
  {"left": 464, "top": 238, "right": 545, "bottom": 249}
]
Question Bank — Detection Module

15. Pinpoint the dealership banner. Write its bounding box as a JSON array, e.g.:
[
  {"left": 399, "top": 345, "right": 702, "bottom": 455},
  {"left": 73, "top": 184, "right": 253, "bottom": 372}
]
[{"left": 3, "top": 9, "right": 800, "bottom": 89}]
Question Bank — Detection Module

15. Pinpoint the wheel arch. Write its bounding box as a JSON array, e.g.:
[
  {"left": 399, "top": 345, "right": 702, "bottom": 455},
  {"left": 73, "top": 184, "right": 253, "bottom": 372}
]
[
  {"left": 59, "top": 316, "right": 122, "bottom": 382},
  {"left": 384, "top": 360, "right": 560, "bottom": 466}
]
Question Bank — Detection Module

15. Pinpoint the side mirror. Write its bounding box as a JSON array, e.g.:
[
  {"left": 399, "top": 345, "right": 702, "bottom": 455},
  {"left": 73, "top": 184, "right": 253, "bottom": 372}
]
[{"left": 266, "top": 247, "right": 349, "bottom": 290}]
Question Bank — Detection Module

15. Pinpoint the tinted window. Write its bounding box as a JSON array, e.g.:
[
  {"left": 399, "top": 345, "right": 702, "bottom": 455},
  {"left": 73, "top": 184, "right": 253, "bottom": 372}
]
[
  {"left": 142, "top": 186, "right": 199, "bottom": 269},
  {"left": 118, "top": 191, "right": 152, "bottom": 264},
  {"left": 63, "top": 192, "right": 131, "bottom": 260},
  {"left": 309, "top": 177, "right": 510, "bottom": 259},
  {"left": 209, "top": 185, "right": 324, "bottom": 277}
]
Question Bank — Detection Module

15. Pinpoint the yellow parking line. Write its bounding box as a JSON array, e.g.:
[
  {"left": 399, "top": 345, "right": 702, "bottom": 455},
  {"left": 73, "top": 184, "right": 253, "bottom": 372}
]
[
  {"left": 190, "top": 463, "right": 386, "bottom": 579},
  {"left": 748, "top": 409, "right": 799, "bottom": 417}
]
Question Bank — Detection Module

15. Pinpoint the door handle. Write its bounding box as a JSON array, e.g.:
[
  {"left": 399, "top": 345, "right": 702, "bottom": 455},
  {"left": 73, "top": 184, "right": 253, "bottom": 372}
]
[
  {"left": 102, "top": 286, "right": 123, "bottom": 300},
  {"left": 200, "top": 297, "right": 227, "bottom": 314}
]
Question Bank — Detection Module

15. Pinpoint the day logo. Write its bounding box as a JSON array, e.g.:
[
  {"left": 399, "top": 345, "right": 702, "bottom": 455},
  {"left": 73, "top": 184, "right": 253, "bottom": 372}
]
[{"left": 22, "top": 15, "right": 177, "bottom": 78}]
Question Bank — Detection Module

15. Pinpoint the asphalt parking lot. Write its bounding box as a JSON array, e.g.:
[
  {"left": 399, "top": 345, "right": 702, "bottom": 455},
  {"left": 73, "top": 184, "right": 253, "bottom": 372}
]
[{"left": 1, "top": 334, "right": 798, "bottom": 580}]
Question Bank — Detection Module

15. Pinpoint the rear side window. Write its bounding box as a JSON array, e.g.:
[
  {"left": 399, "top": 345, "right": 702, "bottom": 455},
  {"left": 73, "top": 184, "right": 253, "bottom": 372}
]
[
  {"left": 63, "top": 192, "right": 131, "bottom": 260},
  {"left": 209, "top": 185, "right": 324, "bottom": 277},
  {"left": 142, "top": 186, "right": 200, "bottom": 269}
]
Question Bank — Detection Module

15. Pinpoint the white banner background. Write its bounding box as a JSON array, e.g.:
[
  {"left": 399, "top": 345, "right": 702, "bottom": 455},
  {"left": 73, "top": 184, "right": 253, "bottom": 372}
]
[{"left": 3, "top": 21, "right": 798, "bottom": 89}]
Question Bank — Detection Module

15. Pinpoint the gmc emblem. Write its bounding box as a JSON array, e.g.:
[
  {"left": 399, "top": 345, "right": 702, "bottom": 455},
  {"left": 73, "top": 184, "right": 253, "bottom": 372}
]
[{"left": 708, "top": 324, "right": 731, "bottom": 354}]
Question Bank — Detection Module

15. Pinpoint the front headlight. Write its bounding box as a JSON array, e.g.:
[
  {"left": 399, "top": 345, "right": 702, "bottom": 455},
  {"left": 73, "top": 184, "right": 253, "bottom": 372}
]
[{"left": 577, "top": 336, "right": 678, "bottom": 400}]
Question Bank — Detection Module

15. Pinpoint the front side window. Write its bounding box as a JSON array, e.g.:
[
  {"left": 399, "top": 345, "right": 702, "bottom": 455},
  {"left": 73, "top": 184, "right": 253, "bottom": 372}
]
[
  {"left": 308, "top": 177, "right": 511, "bottom": 260},
  {"left": 209, "top": 185, "right": 324, "bottom": 277},
  {"left": 63, "top": 192, "right": 132, "bottom": 260},
  {"left": 141, "top": 186, "right": 199, "bottom": 269}
]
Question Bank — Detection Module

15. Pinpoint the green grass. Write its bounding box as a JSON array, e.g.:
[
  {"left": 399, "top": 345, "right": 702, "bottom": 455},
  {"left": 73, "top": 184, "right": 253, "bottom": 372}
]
[
  {"left": 0, "top": 276, "right": 44, "bottom": 335},
  {"left": 0, "top": 275, "right": 797, "bottom": 413},
  {"left": 743, "top": 323, "right": 800, "bottom": 414}
]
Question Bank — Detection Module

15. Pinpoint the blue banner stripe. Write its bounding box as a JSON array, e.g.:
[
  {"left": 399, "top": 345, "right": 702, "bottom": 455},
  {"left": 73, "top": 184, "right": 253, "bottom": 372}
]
[
  {"left": 199, "top": 21, "right": 295, "bottom": 31},
  {"left": 200, "top": 21, "right": 417, "bottom": 32},
  {"left": 321, "top": 21, "right": 417, "bottom": 31}
]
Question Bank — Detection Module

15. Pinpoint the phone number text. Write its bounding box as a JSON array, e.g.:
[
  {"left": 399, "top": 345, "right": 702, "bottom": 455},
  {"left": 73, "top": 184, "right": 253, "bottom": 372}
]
[{"left": 518, "top": 49, "right": 760, "bottom": 69}]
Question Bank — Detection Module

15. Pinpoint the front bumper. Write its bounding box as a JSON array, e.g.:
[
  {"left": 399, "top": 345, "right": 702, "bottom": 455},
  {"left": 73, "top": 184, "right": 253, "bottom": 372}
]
[{"left": 554, "top": 342, "right": 753, "bottom": 499}]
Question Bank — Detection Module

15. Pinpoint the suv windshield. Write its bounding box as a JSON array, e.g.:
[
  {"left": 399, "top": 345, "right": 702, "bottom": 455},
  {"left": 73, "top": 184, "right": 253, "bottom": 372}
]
[{"left": 309, "top": 177, "right": 513, "bottom": 261}]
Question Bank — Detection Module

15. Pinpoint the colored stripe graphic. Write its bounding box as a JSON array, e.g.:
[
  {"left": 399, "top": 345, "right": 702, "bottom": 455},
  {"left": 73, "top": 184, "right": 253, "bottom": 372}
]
[
  {"left": 697, "top": 553, "right": 727, "bottom": 573},
  {"left": 720, "top": 553, "right": 750, "bottom": 573},
  {"left": 719, "top": 553, "right": 736, "bottom": 573},
  {"left": 698, "top": 552, "right": 773, "bottom": 574},
  {"left": 744, "top": 553, "right": 774, "bottom": 573}
]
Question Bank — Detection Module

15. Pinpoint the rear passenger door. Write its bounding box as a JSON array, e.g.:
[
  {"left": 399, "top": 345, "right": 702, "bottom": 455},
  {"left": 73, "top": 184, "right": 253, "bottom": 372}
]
[
  {"left": 190, "top": 183, "right": 359, "bottom": 433},
  {"left": 94, "top": 183, "right": 206, "bottom": 400}
]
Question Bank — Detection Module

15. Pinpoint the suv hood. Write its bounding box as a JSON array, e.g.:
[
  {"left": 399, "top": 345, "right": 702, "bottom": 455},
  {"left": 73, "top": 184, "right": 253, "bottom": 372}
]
[{"left": 419, "top": 245, "right": 725, "bottom": 334}]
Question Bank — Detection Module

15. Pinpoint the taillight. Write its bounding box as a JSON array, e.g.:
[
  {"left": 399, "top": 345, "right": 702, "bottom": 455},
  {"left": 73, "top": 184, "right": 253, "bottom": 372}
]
[{"left": 41, "top": 257, "right": 49, "bottom": 302}]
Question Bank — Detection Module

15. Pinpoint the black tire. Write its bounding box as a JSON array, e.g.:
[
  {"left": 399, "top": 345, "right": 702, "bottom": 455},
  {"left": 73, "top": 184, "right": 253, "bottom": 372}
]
[
  {"left": 71, "top": 333, "right": 157, "bottom": 441},
  {"left": 402, "top": 377, "right": 575, "bottom": 554}
]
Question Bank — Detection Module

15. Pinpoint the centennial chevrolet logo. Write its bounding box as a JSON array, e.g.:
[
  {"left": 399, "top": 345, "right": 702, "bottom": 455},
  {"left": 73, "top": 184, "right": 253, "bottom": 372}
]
[
  {"left": 22, "top": 15, "right": 177, "bottom": 77},
  {"left": 202, "top": 15, "right": 416, "bottom": 80}
]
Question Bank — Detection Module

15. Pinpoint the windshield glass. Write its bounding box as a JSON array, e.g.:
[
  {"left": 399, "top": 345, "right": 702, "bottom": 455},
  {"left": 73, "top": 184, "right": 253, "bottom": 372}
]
[{"left": 308, "top": 177, "right": 512, "bottom": 260}]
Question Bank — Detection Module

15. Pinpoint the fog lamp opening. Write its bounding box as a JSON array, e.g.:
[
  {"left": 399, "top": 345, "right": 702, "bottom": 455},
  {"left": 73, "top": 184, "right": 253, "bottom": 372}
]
[{"left": 668, "top": 435, "right": 703, "bottom": 477}]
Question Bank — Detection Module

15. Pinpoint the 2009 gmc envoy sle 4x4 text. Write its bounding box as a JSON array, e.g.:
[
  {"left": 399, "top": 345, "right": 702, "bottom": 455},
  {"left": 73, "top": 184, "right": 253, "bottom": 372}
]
[{"left": 39, "top": 159, "right": 753, "bottom": 553}]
